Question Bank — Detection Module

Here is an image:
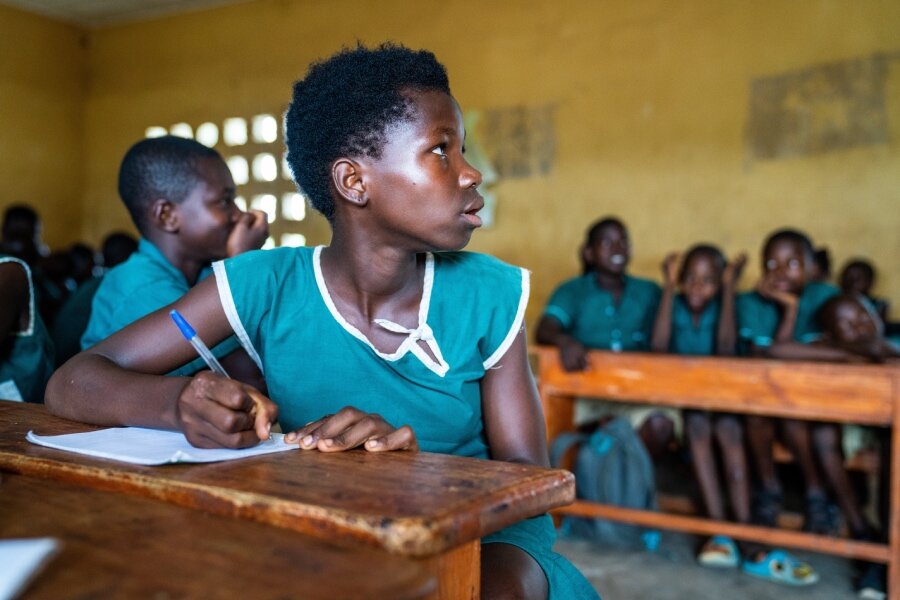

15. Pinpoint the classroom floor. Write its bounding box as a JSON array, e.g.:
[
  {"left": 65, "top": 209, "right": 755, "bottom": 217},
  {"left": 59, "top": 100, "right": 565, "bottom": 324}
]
[{"left": 555, "top": 532, "right": 860, "bottom": 599}]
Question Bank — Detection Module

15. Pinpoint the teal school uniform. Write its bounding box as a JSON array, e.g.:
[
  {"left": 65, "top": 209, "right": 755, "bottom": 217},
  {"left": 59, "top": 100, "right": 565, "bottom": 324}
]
[
  {"left": 736, "top": 282, "right": 838, "bottom": 353},
  {"left": 0, "top": 256, "right": 54, "bottom": 403},
  {"left": 214, "top": 246, "right": 599, "bottom": 600},
  {"left": 543, "top": 274, "right": 661, "bottom": 351},
  {"left": 669, "top": 295, "right": 720, "bottom": 356},
  {"left": 82, "top": 238, "right": 239, "bottom": 375}
]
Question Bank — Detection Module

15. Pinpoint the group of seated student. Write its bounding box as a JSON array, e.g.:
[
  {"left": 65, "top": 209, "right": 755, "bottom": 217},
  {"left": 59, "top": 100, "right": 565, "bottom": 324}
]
[
  {"left": 3, "top": 44, "right": 602, "bottom": 600},
  {"left": 537, "top": 216, "right": 898, "bottom": 595}
]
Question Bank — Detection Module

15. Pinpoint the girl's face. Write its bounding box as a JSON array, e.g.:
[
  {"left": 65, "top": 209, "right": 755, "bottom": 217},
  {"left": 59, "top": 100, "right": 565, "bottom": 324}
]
[
  {"left": 840, "top": 264, "right": 873, "bottom": 296},
  {"left": 763, "top": 239, "right": 807, "bottom": 295},
  {"left": 361, "top": 89, "right": 483, "bottom": 252},
  {"left": 680, "top": 254, "right": 721, "bottom": 312},
  {"left": 585, "top": 224, "right": 630, "bottom": 275}
]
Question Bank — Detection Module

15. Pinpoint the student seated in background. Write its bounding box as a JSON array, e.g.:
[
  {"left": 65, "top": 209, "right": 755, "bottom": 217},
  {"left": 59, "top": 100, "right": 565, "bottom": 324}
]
[
  {"left": 0, "top": 255, "right": 54, "bottom": 403},
  {"left": 737, "top": 228, "right": 839, "bottom": 537},
  {"left": 536, "top": 217, "right": 671, "bottom": 458},
  {"left": 840, "top": 259, "right": 890, "bottom": 325},
  {"left": 51, "top": 232, "right": 138, "bottom": 366},
  {"left": 46, "top": 44, "right": 598, "bottom": 600},
  {"left": 78, "top": 136, "right": 268, "bottom": 386},
  {"left": 650, "top": 245, "right": 817, "bottom": 584}
]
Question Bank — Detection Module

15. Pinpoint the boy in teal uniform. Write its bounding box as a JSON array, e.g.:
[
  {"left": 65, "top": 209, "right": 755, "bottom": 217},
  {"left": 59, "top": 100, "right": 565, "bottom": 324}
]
[
  {"left": 651, "top": 245, "right": 817, "bottom": 585},
  {"left": 80, "top": 136, "right": 268, "bottom": 381},
  {"left": 0, "top": 256, "right": 54, "bottom": 403},
  {"left": 737, "top": 229, "right": 839, "bottom": 539},
  {"left": 48, "top": 45, "right": 598, "bottom": 599},
  {"left": 537, "top": 218, "right": 671, "bottom": 457}
]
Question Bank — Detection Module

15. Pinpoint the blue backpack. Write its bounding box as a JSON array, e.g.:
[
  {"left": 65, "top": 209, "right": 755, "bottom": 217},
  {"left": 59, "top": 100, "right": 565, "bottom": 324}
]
[{"left": 550, "top": 416, "right": 660, "bottom": 550}]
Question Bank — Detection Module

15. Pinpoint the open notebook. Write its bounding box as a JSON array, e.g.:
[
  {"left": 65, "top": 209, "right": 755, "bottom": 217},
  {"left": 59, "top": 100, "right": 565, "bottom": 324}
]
[{"left": 26, "top": 427, "right": 296, "bottom": 466}]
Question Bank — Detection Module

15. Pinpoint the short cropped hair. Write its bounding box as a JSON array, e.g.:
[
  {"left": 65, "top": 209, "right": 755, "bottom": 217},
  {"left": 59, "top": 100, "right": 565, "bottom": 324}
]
[
  {"left": 585, "top": 217, "right": 627, "bottom": 245},
  {"left": 762, "top": 228, "right": 814, "bottom": 260},
  {"left": 118, "top": 136, "right": 221, "bottom": 233},
  {"left": 679, "top": 244, "right": 726, "bottom": 282},
  {"left": 285, "top": 43, "right": 451, "bottom": 222},
  {"left": 842, "top": 259, "right": 875, "bottom": 283}
]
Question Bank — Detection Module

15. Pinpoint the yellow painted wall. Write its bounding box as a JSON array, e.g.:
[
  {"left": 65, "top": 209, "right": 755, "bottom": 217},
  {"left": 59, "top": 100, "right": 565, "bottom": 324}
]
[
  {"left": 11, "top": 0, "right": 900, "bottom": 331},
  {"left": 0, "top": 4, "right": 86, "bottom": 248}
]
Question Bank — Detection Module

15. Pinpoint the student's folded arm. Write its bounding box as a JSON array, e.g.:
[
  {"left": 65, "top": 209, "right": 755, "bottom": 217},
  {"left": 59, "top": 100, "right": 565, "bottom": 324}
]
[
  {"left": 45, "top": 277, "right": 234, "bottom": 428},
  {"left": 481, "top": 328, "right": 550, "bottom": 468},
  {"left": 765, "top": 340, "right": 858, "bottom": 362}
]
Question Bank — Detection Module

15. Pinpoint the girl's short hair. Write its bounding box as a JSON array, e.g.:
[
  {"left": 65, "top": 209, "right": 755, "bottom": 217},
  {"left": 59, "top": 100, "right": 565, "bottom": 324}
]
[{"left": 285, "top": 43, "right": 450, "bottom": 222}]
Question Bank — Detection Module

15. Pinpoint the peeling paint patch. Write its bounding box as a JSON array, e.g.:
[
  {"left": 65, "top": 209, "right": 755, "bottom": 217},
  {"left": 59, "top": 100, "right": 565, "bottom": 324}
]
[
  {"left": 745, "top": 54, "right": 890, "bottom": 161},
  {"left": 480, "top": 104, "right": 556, "bottom": 179}
]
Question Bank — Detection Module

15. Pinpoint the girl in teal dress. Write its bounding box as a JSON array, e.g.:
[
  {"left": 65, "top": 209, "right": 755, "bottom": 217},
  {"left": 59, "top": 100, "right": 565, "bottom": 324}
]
[
  {"left": 48, "top": 44, "right": 598, "bottom": 599},
  {"left": 1, "top": 255, "right": 54, "bottom": 403}
]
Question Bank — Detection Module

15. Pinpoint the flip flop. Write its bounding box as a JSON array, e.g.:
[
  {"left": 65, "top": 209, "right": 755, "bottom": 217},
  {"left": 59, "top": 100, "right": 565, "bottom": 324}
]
[
  {"left": 742, "top": 549, "right": 819, "bottom": 586},
  {"left": 698, "top": 535, "right": 740, "bottom": 568}
]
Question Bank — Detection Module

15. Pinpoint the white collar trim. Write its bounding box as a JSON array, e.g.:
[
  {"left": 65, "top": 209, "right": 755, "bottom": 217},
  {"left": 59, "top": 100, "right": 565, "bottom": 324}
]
[{"left": 312, "top": 246, "right": 449, "bottom": 377}]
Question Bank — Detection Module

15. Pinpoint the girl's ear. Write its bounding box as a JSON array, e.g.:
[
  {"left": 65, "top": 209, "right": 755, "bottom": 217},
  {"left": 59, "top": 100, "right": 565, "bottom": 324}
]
[
  {"left": 331, "top": 159, "right": 368, "bottom": 208},
  {"left": 151, "top": 199, "right": 179, "bottom": 233}
]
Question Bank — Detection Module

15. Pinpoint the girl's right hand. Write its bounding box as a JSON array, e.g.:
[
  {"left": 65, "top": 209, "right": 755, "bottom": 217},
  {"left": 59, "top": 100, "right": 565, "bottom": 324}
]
[
  {"left": 285, "top": 406, "right": 419, "bottom": 453},
  {"left": 722, "top": 253, "right": 747, "bottom": 288},
  {"left": 661, "top": 252, "right": 681, "bottom": 288},
  {"left": 176, "top": 370, "right": 279, "bottom": 449}
]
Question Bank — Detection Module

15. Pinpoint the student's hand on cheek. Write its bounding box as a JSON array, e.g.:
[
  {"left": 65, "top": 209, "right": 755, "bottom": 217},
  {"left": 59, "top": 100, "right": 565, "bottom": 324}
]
[
  {"left": 284, "top": 406, "right": 419, "bottom": 453},
  {"left": 755, "top": 273, "right": 798, "bottom": 308},
  {"left": 661, "top": 252, "right": 681, "bottom": 288},
  {"left": 176, "top": 371, "right": 279, "bottom": 449},
  {"left": 226, "top": 209, "right": 269, "bottom": 256}
]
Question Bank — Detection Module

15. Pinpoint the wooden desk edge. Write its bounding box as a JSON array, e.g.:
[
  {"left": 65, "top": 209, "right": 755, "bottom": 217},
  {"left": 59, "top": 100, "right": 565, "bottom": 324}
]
[{"left": 0, "top": 449, "right": 574, "bottom": 557}]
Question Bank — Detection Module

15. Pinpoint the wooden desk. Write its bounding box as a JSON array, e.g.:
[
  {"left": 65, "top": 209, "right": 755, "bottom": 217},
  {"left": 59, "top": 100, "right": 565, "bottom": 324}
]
[
  {"left": 1, "top": 473, "right": 434, "bottom": 599},
  {"left": 0, "top": 403, "right": 575, "bottom": 599}
]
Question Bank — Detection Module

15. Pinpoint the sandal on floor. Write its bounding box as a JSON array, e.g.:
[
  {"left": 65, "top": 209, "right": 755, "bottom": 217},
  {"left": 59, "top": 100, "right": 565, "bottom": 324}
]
[
  {"left": 751, "top": 488, "right": 783, "bottom": 527},
  {"left": 698, "top": 535, "right": 740, "bottom": 568},
  {"left": 742, "top": 549, "right": 819, "bottom": 586},
  {"left": 803, "top": 492, "right": 839, "bottom": 535}
]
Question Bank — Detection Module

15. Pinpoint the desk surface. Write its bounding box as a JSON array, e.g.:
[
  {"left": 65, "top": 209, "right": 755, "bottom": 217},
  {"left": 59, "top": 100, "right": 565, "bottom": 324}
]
[
  {"left": 0, "top": 402, "right": 574, "bottom": 556},
  {"left": 1, "top": 473, "right": 434, "bottom": 600}
]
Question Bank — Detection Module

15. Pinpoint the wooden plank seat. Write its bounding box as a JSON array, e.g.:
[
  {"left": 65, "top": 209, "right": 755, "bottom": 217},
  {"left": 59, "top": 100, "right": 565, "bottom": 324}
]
[{"left": 534, "top": 346, "right": 900, "bottom": 598}]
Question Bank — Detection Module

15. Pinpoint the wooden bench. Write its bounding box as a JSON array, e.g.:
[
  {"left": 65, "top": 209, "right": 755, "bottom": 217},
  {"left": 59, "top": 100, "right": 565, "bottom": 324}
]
[{"left": 535, "top": 346, "right": 900, "bottom": 598}]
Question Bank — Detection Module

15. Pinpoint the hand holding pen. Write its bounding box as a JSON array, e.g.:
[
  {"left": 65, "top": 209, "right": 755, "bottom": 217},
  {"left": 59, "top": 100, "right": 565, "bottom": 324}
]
[{"left": 170, "top": 310, "right": 278, "bottom": 449}]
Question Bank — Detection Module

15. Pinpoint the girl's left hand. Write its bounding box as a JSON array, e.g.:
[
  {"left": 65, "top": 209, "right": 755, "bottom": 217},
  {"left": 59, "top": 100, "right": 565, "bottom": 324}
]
[{"left": 284, "top": 406, "right": 419, "bottom": 452}]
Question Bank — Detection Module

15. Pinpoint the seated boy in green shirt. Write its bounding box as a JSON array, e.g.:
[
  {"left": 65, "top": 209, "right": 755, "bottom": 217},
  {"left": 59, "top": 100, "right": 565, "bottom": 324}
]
[
  {"left": 80, "top": 136, "right": 268, "bottom": 383},
  {"left": 537, "top": 217, "right": 673, "bottom": 457}
]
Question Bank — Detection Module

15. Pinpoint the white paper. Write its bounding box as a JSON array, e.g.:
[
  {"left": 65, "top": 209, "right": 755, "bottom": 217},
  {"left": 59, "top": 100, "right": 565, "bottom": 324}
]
[
  {"left": 26, "top": 427, "right": 296, "bottom": 466},
  {"left": 0, "top": 538, "right": 60, "bottom": 600}
]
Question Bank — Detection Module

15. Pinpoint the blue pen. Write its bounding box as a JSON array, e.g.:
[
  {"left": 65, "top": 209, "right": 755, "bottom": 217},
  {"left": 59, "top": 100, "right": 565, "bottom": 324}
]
[{"left": 170, "top": 310, "right": 229, "bottom": 377}]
